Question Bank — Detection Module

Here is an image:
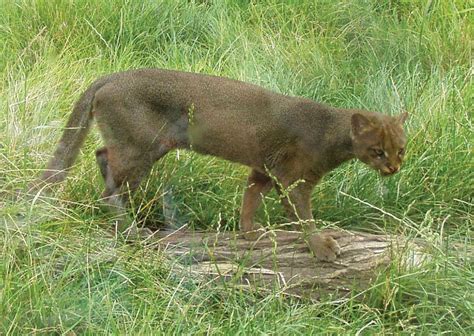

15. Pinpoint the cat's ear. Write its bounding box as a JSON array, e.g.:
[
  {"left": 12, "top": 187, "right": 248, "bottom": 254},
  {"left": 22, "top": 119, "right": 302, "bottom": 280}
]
[
  {"left": 351, "top": 113, "right": 374, "bottom": 137},
  {"left": 397, "top": 111, "right": 409, "bottom": 124}
]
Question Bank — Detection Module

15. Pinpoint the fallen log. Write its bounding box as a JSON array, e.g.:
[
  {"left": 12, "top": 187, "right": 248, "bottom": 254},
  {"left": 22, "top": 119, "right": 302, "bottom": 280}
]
[{"left": 149, "top": 227, "right": 425, "bottom": 300}]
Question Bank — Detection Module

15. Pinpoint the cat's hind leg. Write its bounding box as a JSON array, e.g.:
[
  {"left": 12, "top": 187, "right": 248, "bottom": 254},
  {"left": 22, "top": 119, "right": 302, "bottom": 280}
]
[
  {"left": 95, "top": 144, "right": 168, "bottom": 239},
  {"left": 240, "top": 169, "right": 273, "bottom": 240}
]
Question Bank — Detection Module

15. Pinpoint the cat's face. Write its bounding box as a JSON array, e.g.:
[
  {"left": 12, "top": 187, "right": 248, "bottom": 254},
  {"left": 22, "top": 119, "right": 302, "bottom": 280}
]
[{"left": 351, "top": 112, "right": 408, "bottom": 176}]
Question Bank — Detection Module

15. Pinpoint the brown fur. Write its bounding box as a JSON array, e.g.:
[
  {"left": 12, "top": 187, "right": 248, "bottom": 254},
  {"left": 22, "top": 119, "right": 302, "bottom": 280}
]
[{"left": 37, "top": 68, "right": 408, "bottom": 261}]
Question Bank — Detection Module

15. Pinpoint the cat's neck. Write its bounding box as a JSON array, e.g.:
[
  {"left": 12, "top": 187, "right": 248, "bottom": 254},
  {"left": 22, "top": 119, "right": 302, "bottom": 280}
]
[
  {"left": 301, "top": 106, "right": 357, "bottom": 173},
  {"left": 284, "top": 101, "right": 366, "bottom": 174},
  {"left": 323, "top": 111, "right": 356, "bottom": 170}
]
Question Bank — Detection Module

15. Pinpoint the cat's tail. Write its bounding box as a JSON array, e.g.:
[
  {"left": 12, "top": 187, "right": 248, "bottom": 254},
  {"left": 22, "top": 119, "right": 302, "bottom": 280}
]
[{"left": 37, "top": 77, "right": 110, "bottom": 185}]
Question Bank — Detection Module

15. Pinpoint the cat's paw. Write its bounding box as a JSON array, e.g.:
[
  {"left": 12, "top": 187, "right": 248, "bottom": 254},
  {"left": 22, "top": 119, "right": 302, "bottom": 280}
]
[
  {"left": 241, "top": 224, "right": 266, "bottom": 241},
  {"left": 308, "top": 233, "right": 341, "bottom": 262},
  {"left": 291, "top": 222, "right": 303, "bottom": 231}
]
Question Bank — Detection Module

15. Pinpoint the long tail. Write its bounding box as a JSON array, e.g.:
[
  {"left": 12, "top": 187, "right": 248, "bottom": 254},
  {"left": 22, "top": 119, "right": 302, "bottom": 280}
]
[{"left": 39, "top": 77, "right": 109, "bottom": 183}]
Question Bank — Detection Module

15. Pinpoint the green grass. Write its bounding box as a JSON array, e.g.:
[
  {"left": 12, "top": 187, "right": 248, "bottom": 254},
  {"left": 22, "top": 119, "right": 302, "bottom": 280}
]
[{"left": 1, "top": 0, "right": 472, "bottom": 334}]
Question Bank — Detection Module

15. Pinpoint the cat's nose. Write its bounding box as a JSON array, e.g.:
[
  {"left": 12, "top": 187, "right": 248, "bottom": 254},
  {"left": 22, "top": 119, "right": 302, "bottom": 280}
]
[{"left": 388, "top": 166, "right": 399, "bottom": 173}]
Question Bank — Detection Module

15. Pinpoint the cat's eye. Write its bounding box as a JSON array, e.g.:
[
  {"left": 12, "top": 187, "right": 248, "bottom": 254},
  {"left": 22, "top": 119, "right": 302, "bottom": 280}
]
[
  {"left": 373, "top": 148, "right": 384, "bottom": 157},
  {"left": 398, "top": 148, "right": 405, "bottom": 155}
]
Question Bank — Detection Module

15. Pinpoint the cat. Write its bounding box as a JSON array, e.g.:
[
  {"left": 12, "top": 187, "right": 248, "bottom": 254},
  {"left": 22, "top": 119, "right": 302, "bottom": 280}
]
[{"left": 36, "top": 68, "right": 408, "bottom": 261}]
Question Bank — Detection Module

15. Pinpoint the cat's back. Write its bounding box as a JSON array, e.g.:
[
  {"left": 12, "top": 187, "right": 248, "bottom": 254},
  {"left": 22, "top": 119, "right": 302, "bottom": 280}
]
[{"left": 99, "top": 68, "right": 284, "bottom": 103}]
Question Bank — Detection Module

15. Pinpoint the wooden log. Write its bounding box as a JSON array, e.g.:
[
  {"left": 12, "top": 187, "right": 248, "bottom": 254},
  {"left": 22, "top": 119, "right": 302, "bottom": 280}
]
[{"left": 148, "top": 227, "right": 423, "bottom": 300}]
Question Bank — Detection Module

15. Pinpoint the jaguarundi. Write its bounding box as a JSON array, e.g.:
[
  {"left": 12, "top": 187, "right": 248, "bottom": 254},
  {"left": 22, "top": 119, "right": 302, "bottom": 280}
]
[{"left": 35, "top": 68, "right": 408, "bottom": 261}]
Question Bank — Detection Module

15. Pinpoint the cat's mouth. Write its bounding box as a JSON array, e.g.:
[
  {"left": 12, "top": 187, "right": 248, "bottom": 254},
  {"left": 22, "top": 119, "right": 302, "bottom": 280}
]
[{"left": 380, "top": 167, "right": 400, "bottom": 176}]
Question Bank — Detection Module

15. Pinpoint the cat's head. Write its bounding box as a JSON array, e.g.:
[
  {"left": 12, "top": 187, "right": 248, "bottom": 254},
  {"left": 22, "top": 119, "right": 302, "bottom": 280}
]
[{"left": 351, "top": 112, "right": 408, "bottom": 176}]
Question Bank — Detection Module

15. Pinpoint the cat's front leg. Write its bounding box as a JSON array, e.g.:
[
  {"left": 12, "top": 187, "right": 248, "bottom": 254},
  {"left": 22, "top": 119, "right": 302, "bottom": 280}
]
[{"left": 281, "top": 179, "right": 341, "bottom": 262}]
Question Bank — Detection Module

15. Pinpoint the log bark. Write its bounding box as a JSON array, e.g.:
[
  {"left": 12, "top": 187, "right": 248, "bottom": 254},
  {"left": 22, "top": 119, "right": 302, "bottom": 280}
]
[{"left": 149, "top": 227, "right": 422, "bottom": 300}]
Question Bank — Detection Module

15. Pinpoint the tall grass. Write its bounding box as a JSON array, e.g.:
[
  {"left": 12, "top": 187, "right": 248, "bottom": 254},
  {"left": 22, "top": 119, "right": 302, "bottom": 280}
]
[{"left": 1, "top": 0, "right": 472, "bottom": 334}]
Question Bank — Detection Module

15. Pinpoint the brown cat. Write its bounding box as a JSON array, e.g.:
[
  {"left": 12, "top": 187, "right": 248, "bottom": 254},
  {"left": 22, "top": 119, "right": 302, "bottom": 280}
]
[{"left": 36, "top": 68, "right": 408, "bottom": 261}]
